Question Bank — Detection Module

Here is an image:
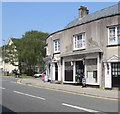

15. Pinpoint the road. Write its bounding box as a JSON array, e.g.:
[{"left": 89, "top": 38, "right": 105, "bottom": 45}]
[{"left": 1, "top": 76, "right": 119, "bottom": 113}]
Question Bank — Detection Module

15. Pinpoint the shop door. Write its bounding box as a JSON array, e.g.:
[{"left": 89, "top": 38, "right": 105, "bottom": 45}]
[
  {"left": 55, "top": 63, "right": 58, "bottom": 80},
  {"left": 111, "top": 63, "right": 120, "bottom": 87},
  {"left": 76, "top": 61, "right": 84, "bottom": 75},
  {"left": 76, "top": 61, "right": 84, "bottom": 84}
]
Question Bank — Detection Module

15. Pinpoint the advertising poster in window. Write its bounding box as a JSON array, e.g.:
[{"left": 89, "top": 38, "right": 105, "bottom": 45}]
[{"left": 86, "top": 71, "right": 96, "bottom": 83}]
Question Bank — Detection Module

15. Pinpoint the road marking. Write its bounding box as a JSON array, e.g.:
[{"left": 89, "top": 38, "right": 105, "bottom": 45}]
[
  {"left": 62, "top": 103, "right": 99, "bottom": 113},
  {"left": 16, "top": 80, "right": 119, "bottom": 101},
  {"left": 26, "top": 85, "right": 119, "bottom": 101},
  {"left": 0, "top": 87, "right": 5, "bottom": 90},
  {"left": 13, "top": 91, "right": 46, "bottom": 100}
]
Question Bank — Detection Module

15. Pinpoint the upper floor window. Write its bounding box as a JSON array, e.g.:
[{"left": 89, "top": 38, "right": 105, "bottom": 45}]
[
  {"left": 73, "top": 33, "right": 85, "bottom": 50},
  {"left": 108, "top": 26, "right": 120, "bottom": 45},
  {"left": 45, "top": 45, "right": 49, "bottom": 56},
  {"left": 54, "top": 39, "right": 60, "bottom": 53}
]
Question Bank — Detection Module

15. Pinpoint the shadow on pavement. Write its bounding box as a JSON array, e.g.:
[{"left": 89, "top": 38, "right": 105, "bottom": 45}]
[{"left": 0, "top": 105, "right": 17, "bottom": 114}]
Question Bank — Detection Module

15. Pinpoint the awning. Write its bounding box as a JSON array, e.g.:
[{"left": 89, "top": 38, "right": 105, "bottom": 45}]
[{"left": 61, "top": 48, "right": 103, "bottom": 57}]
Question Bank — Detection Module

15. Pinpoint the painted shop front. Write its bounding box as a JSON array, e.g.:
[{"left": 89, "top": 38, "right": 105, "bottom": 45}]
[
  {"left": 45, "top": 54, "right": 120, "bottom": 88},
  {"left": 61, "top": 50, "right": 102, "bottom": 87}
]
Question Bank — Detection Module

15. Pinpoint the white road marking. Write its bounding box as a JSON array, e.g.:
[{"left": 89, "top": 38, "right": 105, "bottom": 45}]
[
  {"left": 0, "top": 87, "right": 5, "bottom": 90},
  {"left": 13, "top": 91, "right": 46, "bottom": 100},
  {"left": 62, "top": 103, "right": 99, "bottom": 113}
]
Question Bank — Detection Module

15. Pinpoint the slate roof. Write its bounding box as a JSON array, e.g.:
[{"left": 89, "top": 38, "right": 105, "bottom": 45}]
[{"left": 64, "top": 3, "right": 120, "bottom": 29}]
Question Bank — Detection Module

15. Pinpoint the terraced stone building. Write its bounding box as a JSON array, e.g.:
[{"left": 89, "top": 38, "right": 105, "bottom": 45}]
[{"left": 45, "top": 3, "right": 120, "bottom": 89}]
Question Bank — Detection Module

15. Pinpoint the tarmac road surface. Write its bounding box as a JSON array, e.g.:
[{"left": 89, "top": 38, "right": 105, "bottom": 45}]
[{"left": 1, "top": 76, "right": 119, "bottom": 113}]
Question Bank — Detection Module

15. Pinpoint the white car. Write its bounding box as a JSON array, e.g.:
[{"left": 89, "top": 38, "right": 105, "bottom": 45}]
[{"left": 34, "top": 73, "right": 43, "bottom": 78}]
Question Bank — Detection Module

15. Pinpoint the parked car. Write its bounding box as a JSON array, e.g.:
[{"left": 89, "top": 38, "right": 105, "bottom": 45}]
[
  {"left": 34, "top": 72, "right": 51, "bottom": 82},
  {"left": 34, "top": 73, "right": 43, "bottom": 78}
]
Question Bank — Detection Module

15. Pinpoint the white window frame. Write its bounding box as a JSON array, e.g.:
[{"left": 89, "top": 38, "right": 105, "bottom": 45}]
[
  {"left": 54, "top": 39, "right": 60, "bottom": 53},
  {"left": 73, "top": 33, "right": 85, "bottom": 50},
  {"left": 117, "top": 26, "right": 120, "bottom": 44},
  {"left": 108, "top": 26, "right": 120, "bottom": 45},
  {"left": 45, "top": 45, "right": 49, "bottom": 56}
]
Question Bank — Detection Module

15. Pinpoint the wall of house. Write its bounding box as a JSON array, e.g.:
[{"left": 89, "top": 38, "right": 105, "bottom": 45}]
[
  {"left": 47, "top": 15, "right": 119, "bottom": 57},
  {"left": 106, "top": 46, "right": 119, "bottom": 58},
  {"left": 4, "top": 63, "right": 18, "bottom": 74},
  {"left": 46, "top": 15, "right": 119, "bottom": 87}
]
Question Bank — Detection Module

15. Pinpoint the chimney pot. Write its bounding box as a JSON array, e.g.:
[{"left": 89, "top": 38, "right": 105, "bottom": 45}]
[{"left": 78, "top": 6, "right": 89, "bottom": 18}]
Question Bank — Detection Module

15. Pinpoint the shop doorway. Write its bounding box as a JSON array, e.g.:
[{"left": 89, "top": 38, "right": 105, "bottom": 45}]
[
  {"left": 76, "top": 61, "right": 84, "bottom": 75},
  {"left": 75, "top": 61, "right": 84, "bottom": 84},
  {"left": 111, "top": 63, "right": 120, "bottom": 87},
  {"left": 55, "top": 63, "right": 58, "bottom": 80}
]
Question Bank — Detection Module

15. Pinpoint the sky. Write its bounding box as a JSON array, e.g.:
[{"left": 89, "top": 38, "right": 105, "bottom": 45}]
[{"left": 2, "top": 2, "right": 118, "bottom": 44}]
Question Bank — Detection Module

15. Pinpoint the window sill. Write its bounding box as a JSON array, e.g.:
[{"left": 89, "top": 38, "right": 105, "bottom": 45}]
[
  {"left": 107, "top": 44, "right": 120, "bottom": 47},
  {"left": 73, "top": 48, "right": 85, "bottom": 51},
  {"left": 53, "top": 52, "right": 60, "bottom": 54}
]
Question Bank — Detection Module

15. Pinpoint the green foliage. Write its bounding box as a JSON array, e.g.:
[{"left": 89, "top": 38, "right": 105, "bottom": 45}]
[{"left": 5, "top": 30, "right": 49, "bottom": 76}]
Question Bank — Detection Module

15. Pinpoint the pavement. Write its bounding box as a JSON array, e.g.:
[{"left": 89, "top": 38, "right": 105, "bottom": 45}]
[{"left": 17, "top": 77, "right": 119, "bottom": 100}]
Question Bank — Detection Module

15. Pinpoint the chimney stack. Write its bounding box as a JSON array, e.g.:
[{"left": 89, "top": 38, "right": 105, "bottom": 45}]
[{"left": 78, "top": 6, "right": 89, "bottom": 18}]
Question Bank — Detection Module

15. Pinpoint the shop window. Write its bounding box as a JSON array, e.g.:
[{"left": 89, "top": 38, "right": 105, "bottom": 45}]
[
  {"left": 86, "top": 59, "right": 97, "bottom": 71},
  {"left": 87, "top": 71, "right": 97, "bottom": 83},
  {"left": 93, "top": 70, "right": 97, "bottom": 82},
  {"left": 64, "top": 62, "right": 73, "bottom": 81},
  {"left": 86, "top": 59, "right": 97, "bottom": 83}
]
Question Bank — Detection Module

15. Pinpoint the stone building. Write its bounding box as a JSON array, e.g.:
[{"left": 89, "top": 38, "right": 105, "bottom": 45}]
[{"left": 45, "top": 3, "right": 120, "bottom": 88}]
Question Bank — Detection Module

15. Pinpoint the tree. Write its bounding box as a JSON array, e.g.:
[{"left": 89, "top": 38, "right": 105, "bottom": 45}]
[
  {"left": 4, "top": 30, "right": 49, "bottom": 76},
  {"left": 20, "top": 30, "right": 49, "bottom": 75}
]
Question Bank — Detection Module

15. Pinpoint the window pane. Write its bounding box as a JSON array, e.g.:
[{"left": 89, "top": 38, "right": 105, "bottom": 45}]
[
  {"left": 74, "top": 33, "right": 85, "bottom": 49},
  {"left": 58, "top": 40, "right": 60, "bottom": 51},
  {"left": 54, "top": 39, "right": 60, "bottom": 52},
  {"left": 77, "top": 35, "right": 82, "bottom": 48},
  {"left": 75, "top": 37, "right": 77, "bottom": 48},
  {"left": 82, "top": 33, "right": 85, "bottom": 47},
  {"left": 109, "top": 27, "right": 116, "bottom": 43},
  {"left": 117, "top": 26, "right": 120, "bottom": 44}
]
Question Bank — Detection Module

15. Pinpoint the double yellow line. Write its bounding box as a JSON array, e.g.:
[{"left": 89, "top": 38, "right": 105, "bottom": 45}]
[{"left": 16, "top": 79, "right": 119, "bottom": 101}]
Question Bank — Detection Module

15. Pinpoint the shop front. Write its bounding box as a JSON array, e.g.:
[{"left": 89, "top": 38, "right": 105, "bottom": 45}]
[
  {"left": 62, "top": 56, "right": 84, "bottom": 83},
  {"left": 62, "top": 53, "right": 101, "bottom": 86}
]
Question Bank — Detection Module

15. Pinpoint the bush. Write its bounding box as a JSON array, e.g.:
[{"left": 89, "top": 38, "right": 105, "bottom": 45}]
[{"left": 25, "top": 69, "right": 34, "bottom": 76}]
